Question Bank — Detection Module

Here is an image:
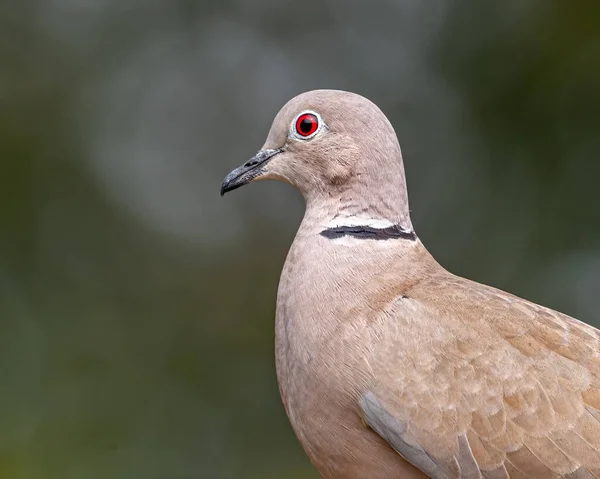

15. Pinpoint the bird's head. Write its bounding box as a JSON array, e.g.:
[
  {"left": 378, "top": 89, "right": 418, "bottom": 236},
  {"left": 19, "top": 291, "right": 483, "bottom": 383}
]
[{"left": 221, "top": 89, "right": 412, "bottom": 231}]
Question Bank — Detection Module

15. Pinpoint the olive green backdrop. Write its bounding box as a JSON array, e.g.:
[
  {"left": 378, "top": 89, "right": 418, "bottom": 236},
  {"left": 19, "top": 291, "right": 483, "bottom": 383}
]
[{"left": 1, "top": 1, "right": 599, "bottom": 478}]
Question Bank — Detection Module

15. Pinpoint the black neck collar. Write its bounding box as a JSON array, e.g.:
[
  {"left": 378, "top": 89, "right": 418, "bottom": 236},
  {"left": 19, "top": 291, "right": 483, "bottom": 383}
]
[{"left": 320, "top": 224, "right": 417, "bottom": 241}]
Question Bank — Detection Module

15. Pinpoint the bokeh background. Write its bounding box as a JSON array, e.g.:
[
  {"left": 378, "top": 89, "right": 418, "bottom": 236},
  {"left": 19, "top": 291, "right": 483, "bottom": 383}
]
[{"left": 1, "top": 1, "right": 599, "bottom": 478}]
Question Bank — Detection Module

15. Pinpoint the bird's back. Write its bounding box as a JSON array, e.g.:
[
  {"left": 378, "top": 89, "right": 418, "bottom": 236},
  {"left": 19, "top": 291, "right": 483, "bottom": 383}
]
[{"left": 364, "top": 255, "right": 600, "bottom": 477}]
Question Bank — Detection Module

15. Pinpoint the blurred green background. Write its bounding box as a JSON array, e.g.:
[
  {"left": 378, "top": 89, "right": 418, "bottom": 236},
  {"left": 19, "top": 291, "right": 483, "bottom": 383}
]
[{"left": 1, "top": 1, "right": 599, "bottom": 478}]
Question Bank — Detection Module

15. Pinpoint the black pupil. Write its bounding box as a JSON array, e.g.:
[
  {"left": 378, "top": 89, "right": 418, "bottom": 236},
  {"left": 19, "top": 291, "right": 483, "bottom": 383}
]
[{"left": 299, "top": 116, "right": 315, "bottom": 134}]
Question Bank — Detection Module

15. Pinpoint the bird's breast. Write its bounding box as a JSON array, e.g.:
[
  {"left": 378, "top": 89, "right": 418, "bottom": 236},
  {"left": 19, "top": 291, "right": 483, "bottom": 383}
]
[{"left": 272, "top": 236, "right": 413, "bottom": 478}]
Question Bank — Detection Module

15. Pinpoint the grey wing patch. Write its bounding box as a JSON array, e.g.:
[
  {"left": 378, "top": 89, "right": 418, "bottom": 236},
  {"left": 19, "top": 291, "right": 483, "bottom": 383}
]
[
  {"left": 360, "top": 391, "right": 452, "bottom": 479},
  {"left": 456, "top": 434, "right": 482, "bottom": 479}
]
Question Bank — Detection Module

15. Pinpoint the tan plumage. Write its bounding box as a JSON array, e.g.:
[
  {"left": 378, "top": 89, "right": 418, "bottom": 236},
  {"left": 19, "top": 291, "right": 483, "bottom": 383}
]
[{"left": 221, "top": 90, "right": 600, "bottom": 478}]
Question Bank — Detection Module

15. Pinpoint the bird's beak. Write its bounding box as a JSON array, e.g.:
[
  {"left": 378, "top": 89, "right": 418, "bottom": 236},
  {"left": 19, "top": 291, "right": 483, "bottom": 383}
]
[{"left": 220, "top": 148, "right": 283, "bottom": 196}]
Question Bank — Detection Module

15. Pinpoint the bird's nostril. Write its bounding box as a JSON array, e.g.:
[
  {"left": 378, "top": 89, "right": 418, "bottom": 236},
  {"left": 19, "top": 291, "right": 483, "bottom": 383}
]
[{"left": 245, "top": 160, "right": 258, "bottom": 167}]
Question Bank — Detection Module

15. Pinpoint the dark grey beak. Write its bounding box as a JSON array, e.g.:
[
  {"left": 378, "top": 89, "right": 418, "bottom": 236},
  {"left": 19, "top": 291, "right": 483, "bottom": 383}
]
[{"left": 220, "top": 148, "right": 283, "bottom": 196}]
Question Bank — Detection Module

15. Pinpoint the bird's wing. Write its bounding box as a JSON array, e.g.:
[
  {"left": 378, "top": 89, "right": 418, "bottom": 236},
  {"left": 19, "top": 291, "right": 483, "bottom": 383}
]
[{"left": 360, "top": 275, "right": 600, "bottom": 478}]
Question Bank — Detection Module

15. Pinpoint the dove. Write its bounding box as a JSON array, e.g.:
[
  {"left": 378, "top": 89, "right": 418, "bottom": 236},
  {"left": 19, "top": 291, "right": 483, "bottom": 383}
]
[{"left": 221, "top": 89, "right": 600, "bottom": 478}]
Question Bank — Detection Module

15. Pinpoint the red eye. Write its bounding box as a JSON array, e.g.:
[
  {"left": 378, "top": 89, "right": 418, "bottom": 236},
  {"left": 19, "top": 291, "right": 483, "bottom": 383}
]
[{"left": 295, "top": 113, "right": 319, "bottom": 137}]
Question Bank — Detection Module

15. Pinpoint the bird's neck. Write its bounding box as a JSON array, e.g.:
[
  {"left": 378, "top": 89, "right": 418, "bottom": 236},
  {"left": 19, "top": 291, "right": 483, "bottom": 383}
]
[
  {"left": 298, "top": 150, "right": 414, "bottom": 236},
  {"left": 298, "top": 191, "right": 414, "bottom": 240}
]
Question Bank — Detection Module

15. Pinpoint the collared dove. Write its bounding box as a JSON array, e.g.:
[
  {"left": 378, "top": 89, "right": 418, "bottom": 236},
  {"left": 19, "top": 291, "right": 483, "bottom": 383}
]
[{"left": 221, "top": 90, "right": 600, "bottom": 478}]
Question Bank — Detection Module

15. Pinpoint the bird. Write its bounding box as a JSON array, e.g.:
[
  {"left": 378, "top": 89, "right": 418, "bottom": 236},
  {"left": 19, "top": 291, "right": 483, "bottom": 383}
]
[{"left": 220, "top": 89, "right": 600, "bottom": 478}]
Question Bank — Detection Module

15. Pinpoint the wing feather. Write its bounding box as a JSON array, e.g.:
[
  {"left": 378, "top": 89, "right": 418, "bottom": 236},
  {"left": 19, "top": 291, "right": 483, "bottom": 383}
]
[{"left": 360, "top": 274, "right": 600, "bottom": 477}]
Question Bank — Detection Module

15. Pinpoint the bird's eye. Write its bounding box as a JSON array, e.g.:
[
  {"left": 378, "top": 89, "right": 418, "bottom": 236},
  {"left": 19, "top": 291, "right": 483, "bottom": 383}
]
[{"left": 295, "top": 113, "right": 319, "bottom": 138}]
